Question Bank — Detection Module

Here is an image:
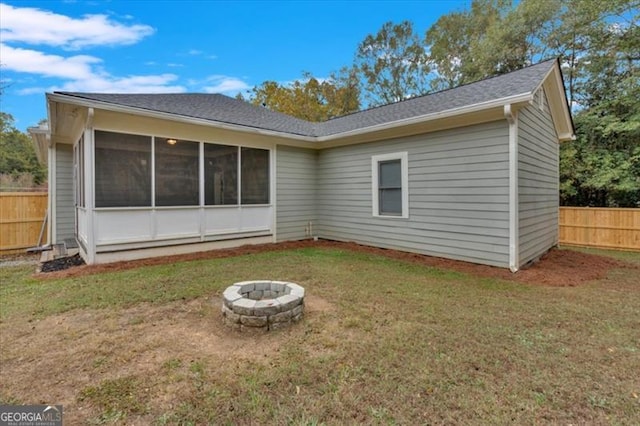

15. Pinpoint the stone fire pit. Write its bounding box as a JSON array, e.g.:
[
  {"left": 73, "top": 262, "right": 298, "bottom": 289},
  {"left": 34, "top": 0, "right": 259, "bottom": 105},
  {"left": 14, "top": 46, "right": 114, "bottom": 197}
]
[{"left": 222, "top": 281, "right": 304, "bottom": 331}]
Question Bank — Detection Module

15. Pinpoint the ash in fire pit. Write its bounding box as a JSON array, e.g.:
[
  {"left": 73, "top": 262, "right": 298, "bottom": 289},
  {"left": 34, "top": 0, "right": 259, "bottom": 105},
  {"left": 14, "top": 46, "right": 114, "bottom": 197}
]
[{"left": 222, "top": 281, "right": 304, "bottom": 331}]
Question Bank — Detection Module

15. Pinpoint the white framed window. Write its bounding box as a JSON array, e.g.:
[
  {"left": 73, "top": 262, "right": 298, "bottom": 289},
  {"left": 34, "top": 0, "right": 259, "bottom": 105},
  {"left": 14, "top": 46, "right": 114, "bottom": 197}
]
[{"left": 372, "top": 151, "right": 408, "bottom": 218}]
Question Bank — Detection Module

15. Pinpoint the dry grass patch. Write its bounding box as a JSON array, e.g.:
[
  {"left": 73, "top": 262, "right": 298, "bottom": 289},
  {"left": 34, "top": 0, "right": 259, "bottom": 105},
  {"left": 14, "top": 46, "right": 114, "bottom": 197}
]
[{"left": 1, "top": 246, "right": 639, "bottom": 424}]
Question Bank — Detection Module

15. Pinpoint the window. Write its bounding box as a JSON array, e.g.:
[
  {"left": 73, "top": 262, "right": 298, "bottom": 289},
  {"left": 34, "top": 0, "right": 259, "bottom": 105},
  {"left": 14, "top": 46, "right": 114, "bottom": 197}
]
[
  {"left": 204, "top": 144, "right": 238, "bottom": 205},
  {"left": 241, "top": 147, "right": 270, "bottom": 204},
  {"left": 155, "top": 138, "right": 200, "bottom": 206},
  {"left": 95, "top": 130, "right": 151, "bottom": 207},
  {"left": 372, "top": 152, "right": 408, "bottom": 218}
]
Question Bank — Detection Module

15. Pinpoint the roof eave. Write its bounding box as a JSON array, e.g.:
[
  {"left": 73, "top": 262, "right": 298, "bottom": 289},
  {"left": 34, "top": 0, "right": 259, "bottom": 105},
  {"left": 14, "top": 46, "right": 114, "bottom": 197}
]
[
  {"left": 47, "top": 90, "right": 557, "bottom": 146},
  {"left": 46, "top": 92, "right": 318, "bottom": 143},
  {"left": 27, "top": 125, "right": 51, "bottom": 166},
  {"left": 317, "top": 92, "right": 534, "bottom": 143}
]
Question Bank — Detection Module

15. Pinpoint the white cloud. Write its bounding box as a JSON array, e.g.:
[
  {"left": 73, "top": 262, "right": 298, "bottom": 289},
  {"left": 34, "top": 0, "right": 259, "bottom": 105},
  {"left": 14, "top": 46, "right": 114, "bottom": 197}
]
[
  {"left": 1, "top": 4, "right": 245, "bottom": 97},
  {"left": 203, "top": 75, "right": 250, "bottom": 94},
  {"left": 0, "top": 3, "right": 154, "bottom": 49},
  {"left": 0, "top": 43, "right": 99, "bottom": 79},
  {"left": 19, "top": 73, "right": 186, "bottom": 94},
  {"left": 52, "top": 74, "right": 186, "bottom": 93},
  {"left": 2, "top": 43, "right": 185, "bottom": 94}
]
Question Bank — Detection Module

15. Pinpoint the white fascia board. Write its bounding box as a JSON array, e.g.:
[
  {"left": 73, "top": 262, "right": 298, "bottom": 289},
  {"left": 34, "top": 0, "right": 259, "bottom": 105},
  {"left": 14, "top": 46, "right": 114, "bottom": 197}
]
[
  {"left": 316, "top": 93, "right": 533, "bottom": 143},
  {"left": 558, "top": 132, "right": 576, "bottom": 142},
  {"left": 47, "top": 91, "right": 534, "bottom": 146},
  {"left": 27, "top": 126, "right": 49, "bottom": 134},
  {"left": 534, "top": 64, "right": 575, "bottom": 141},
  {"left": 46, "top": 93, "right": 317, "bottom": 143},
  {"left": 46, "top": 96, "right": 56, "bottom": 145}
]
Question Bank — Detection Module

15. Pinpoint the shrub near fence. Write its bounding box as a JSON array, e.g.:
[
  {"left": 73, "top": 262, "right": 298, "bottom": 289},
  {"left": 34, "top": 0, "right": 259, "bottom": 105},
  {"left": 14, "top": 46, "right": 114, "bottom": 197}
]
[
  {"left": 559, "top": 207, "right": 640, "bottom": 251},
  {"left": 0, "top": 192, "right": 48, "bottom": 254}
]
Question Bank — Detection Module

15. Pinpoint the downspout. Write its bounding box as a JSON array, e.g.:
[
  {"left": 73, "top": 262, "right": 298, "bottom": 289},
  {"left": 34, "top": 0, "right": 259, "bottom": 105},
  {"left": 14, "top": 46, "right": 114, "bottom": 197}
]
[{"left": 504, "top": 104, "right": 519, "bottom": 272}]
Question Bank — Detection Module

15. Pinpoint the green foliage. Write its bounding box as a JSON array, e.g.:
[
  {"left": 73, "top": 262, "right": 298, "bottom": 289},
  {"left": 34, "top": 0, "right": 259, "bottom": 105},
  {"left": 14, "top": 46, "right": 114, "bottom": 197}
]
[
  {"left": 426, "top": 0, "right": 508, "bottom": 89},
  {"left": 354, "top": 20, "right": 429, "bottom": 106},
  {"left": 558, "top": 0, "right": 640, "bottom": 206},
  {"left": 0, "top": 112, "right": 46, "bottom": 188},
  {"left": 560, "top": 125, "right": 639, "bottom": 208},
  {"left": 242, "top": 69, "right": 359, "bottom": 122}
]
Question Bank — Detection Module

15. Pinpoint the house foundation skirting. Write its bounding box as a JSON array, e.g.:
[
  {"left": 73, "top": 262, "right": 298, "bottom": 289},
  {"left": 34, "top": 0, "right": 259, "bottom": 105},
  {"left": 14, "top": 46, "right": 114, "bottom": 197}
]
[{"left": 85, "top": 235, "right": 273, "bottom": 264}]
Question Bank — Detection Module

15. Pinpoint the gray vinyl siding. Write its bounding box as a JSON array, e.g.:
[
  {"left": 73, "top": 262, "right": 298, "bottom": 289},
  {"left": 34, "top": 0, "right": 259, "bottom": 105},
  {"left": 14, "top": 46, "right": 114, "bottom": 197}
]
[
  {"left": 55, "top": 143, "right": 75, "bottom": 243},
  {"left": 317, "top": 121, "right": 511, "bottom": 267},
  {"left": 518, "top": 88, "right": 559, "bottom": 265},
  {"left": 276, "top": 145, "right": 317, "bottom": 242}
]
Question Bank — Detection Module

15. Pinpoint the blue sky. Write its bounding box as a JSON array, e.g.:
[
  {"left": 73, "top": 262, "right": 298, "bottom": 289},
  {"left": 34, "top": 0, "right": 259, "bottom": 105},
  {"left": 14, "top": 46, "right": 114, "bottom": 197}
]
[{"left": 1, "top": 0, "right": 471, "bottom": 130}]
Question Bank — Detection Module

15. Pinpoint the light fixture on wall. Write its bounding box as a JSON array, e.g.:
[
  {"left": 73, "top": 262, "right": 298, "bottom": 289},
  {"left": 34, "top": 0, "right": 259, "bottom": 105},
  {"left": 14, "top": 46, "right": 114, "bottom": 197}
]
[{"left": 167, "top": 138, "right": 177, "bottom": 145}]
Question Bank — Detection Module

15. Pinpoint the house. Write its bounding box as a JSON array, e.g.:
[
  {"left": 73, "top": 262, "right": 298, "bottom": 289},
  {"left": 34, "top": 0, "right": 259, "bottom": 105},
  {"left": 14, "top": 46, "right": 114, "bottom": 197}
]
[{"left": 29, "top": 59, "right": 573, "bottom": 271}]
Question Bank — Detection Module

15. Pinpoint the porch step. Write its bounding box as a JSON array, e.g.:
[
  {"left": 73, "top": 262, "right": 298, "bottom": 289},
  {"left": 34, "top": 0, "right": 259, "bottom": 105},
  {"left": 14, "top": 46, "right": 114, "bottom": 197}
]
[{"left": 39, "top": 240, "right": 80, "bottom": 263}]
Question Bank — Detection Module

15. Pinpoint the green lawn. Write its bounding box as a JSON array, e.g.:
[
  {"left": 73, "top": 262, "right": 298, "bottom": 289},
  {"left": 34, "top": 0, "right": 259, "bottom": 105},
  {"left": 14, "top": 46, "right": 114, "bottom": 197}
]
[{"left": 1, "top": 247, "right": 639, "bottom": 424}]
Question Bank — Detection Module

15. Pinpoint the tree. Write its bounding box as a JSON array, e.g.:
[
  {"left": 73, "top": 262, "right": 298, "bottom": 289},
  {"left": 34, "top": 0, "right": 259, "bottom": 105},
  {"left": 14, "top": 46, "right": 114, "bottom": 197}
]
[
  {"left": 427, "top": 0, "right": 563, "bottom": 85},
  {"left": 473, "top": 0, "right": 562, "bottom": 74},
  {"left": 242, "top": 69, "right": 360, "bottom": 122},
  {"left": 0, "top": 112, "right": 46, "bottom": 189},
  {"left": 354, "top": 20, "right": 430, "bottom": 106},
  {"left": 559, "top": 0, "right": 640, "bottom": 207},
  {"left": 425, "top": 0, "right": 507, "bottom": 89}
]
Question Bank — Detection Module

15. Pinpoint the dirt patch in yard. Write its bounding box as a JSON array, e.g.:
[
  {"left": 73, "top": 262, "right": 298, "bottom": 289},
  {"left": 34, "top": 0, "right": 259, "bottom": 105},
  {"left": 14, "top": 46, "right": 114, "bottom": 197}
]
[
  {"left": 0, "top": 294, "right": 335, "bottom": 423},
  {"left": 36, "top": 239, "right": 636, "bottom": 286}
]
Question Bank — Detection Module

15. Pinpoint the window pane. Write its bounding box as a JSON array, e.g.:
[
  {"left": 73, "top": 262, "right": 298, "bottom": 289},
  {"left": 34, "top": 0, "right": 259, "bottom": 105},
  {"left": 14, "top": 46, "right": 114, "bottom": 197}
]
[
  {"left": 379, "top": 160, "right": 401, "bottom": 188},
  {"left": 241, "top": 148, "right": 269, "bottom": 204},
  {"left": 204, "top": 144, "right": 238, "bottom": 205},
  {"left": 95, "top": 130, "right": 151, "bottom": 207},
  {"left": 155, "top": 138, "right": 200, "bottom": 206},
  {"left": 379, "top": 188, "right": 402, "bottom": 215}
]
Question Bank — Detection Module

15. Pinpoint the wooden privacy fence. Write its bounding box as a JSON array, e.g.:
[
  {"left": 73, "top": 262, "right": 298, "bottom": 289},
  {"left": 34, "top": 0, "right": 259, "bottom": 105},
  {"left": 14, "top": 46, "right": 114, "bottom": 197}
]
[
  {"left": 1, "top": 195, "right": 638, "bottom": 254},
  {"left": 560, "top": 207, "right": 640, "bottom": 251},
  {"left": 0, "top": 192, "right": 48, "bottom": 254}
]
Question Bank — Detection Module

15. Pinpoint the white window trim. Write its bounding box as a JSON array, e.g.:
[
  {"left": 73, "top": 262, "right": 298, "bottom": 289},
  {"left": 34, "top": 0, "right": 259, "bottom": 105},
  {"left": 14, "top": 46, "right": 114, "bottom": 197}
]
[{"left": 371, "top": 151, "right": 409, "bottom": 219}]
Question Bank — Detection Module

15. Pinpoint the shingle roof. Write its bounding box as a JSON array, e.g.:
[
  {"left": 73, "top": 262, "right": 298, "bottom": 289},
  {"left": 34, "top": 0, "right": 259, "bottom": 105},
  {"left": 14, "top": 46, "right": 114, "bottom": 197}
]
[
  {"left": 55, "top": 92, "right": 318, "bottom": 136},
  {"left": 56, "top": 59, "right": 558, "bottom": 138}
]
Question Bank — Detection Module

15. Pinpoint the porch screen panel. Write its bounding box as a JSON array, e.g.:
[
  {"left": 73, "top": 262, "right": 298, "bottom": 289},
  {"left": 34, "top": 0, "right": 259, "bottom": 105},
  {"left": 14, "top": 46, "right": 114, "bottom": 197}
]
[
  {"left": 204, "top": 144, "right": 238, "bottom": 205},
  {"left": 241, "top": 148, "right": 270, "bottom": 204},
  {"left": 95, "top": 130, "right": 151, "bottom": 207},
  {"left": 155, "top": 138, "right": 200, "bottom": 206}
]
